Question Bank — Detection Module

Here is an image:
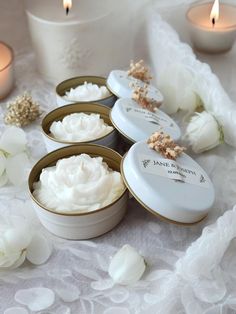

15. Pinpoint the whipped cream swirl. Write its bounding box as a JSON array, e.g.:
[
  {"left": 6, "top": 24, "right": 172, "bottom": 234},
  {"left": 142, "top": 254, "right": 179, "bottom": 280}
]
[
  {"left": 64, "top": 82, "right": 111, "bottom": 102},
  {"left": 50, "top": 113, "right": 114, "bottom": 142},
  {"left": 33, "top": 154, "right": 125, "bottom": 213}
]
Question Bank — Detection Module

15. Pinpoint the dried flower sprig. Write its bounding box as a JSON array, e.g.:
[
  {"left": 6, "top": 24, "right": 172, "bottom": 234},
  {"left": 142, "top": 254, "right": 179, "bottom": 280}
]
[
  {"left": 132, "top": 84, "right": 160, "bottom": 112},
  {"left": 147, "top": 131, "right": 186, "bottom": 160},
  {"left": 4, "top": 92, "right": 42, "bottom": 127},
  {"left": 128, "top": 60, "right": 152, "bottom": 83}
]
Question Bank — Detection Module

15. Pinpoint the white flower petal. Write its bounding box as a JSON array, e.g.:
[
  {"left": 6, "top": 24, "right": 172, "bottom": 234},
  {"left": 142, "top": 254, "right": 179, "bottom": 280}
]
[
  {"left": 0, "top": 152, "right": 6, "bottom": 176},
  {"left": 6, "top": 153, "right": 30, "bottom": 186},
  {"left": 4, "top": 307, "right": 29, "bottom": 314},
  {"left": 55, "top": 283, "right": 80, "bottom": 302},
  {"left": 4, "top": 226, "right": 32, "bottom": 252},
  {"left": 0, "top": 171, "right": 8, "bottom": 187},
  {"left": 103, "top": 307, "right": 130, "bottom": 314},
  {"left": 0, "top": 250, "right": 26, "bottom": 269},
  {"left": 10, "top": 215, "right": 30, "bottom": 229},
  {"left": 0, "top": 127, "right": 27, "bottom": 155},
  {"left": 15, "top": 287, "right": 55, "bottom": 311},
  {"left": 91, "top": 278, "right": 114, "bottom": 291},
  {"left": 0, "top": 216, "right": 32, "bottom": 270},
  {"left": 26, "top": 233, "right": 52, "bottom": 265},
  {"left": 10, "top": 251, "right": 27, "bottom": 269},
  {"left": 108, "top": 244, "right": 146, "bottom": 285}
]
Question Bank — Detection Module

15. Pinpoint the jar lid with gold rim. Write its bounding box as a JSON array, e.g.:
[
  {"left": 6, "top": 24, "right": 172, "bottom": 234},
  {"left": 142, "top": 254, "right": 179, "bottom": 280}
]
[
  {"left": 107, "top": 70, "right": 164, "bottom": 103},
  {"left": 120, "top": 141, "right": 215, "bottom": 224},
  {"left": 110, "top": 98, "right": 181, "bottom": 143}
]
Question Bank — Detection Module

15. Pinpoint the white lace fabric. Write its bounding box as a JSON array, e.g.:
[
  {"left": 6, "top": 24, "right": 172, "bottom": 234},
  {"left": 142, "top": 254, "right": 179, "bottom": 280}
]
[{"left": 1, "top": 1, "right": 236, "bottom": 313}]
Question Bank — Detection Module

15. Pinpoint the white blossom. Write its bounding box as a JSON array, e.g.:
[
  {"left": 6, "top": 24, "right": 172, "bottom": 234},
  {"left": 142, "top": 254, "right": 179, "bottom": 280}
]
[
  {"left": 0, "top": 127, "right": 30, "bottom": 187},
  {"left": 185, "top": 111, "right": 222, "bottom": 153},
  {"left": 0, "top": 215, "right": 52, "bottom": 270}
]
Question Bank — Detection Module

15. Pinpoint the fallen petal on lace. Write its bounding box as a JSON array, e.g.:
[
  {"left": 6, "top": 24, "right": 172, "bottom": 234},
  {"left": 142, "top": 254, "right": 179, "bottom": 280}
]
[
  {"left": 26, "top": 233, "right": 52, "bottom": 265},
  {"left": 4, "top": 307, "right": 29, "bottom": 314},
  {"left": 15, "top": 287, "right": 55, "bottom": 311}
]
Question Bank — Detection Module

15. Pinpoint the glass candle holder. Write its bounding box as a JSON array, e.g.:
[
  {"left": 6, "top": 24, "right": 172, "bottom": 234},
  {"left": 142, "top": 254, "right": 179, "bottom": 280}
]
[
  {"left": 0, "top": 42, "right": 14, "bottom": 100},
  {"left": 186, "top": 2, "right": 236, "bottom": 53}
]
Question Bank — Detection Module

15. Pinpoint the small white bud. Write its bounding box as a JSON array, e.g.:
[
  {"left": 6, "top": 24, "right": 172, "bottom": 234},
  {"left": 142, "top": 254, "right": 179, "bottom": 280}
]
[{"left": 108, "top": 244, "right": 146, "bottom": 285}]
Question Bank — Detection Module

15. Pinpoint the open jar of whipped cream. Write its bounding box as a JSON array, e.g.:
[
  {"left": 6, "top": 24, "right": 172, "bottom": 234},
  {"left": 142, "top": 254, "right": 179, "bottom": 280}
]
[
  {"left": 28, "top": 144, "right": 128, "bottom": 240},
  {"left": 56, "top": 76, "right": 116, "bottom": 108},
  {"left": 42, "top": 103, "right": 118, "bottom": 152}
]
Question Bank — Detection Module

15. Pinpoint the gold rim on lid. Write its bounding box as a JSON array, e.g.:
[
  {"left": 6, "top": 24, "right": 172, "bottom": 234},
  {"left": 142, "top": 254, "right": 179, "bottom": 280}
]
[{"left": 120, "top": 153, "right": 207, "bottom": 226}]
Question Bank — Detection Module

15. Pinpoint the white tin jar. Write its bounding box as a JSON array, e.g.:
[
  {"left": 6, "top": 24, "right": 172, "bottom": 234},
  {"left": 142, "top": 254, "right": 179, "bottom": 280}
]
[
  {"left": 42, "top": 103, "right": 118, "bottom": 153},
  {"left": 56, "top": 76, "right": 116, "bottom": 108},
  {"left": 28, "top": 144, "right": 128, "bottom": 240}
]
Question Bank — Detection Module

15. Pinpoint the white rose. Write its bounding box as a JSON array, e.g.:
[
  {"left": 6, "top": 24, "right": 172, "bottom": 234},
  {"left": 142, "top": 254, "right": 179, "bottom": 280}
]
[
  {"left": 0, "top": 152, "right": 8, "bottom": 187},
  {"left": 0, "top": 215, "right": 52, "bottom": 270},
  {"left": 0, "top": 126, "right": 27, "bottom": 155},
  {"left": 108, "top": 244, "right": 146, "bottom": 285},
  {"left": 158, "top": 63, "right": 199, "bottom": 115},
  {"left": 0, "top": 127, "right": 30, "bottom": 187},
  {"left": 185, "top": 111, "right": 222, "bottom": 153}
]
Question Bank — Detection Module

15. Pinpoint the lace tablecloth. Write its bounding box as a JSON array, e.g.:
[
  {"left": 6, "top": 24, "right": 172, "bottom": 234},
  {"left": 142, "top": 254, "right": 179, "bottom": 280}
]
[{"left": 1, "top": 1, "right": 236, "bottom": 314}]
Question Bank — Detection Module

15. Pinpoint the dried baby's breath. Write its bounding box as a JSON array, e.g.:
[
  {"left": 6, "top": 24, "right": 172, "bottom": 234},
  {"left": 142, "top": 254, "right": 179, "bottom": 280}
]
[
  {"left": 128, "top": 60, "right": 152, "bottom": 83},
  {"left": 4, "top": 92, "right": 41, "bottom": 127},
  {"left": 147, "top": 131, "right": 185, "bottom": 160},
  {"left": 132, "top": 84, "right": 160, "bottom": 112}
]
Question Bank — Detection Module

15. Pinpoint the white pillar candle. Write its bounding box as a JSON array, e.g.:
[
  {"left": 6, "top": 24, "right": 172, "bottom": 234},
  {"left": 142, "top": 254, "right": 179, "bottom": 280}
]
[
  {"left": 0, "top": 42, "right": 14, "bottom": 100},
  {"left": 186, "top": 2, "right": 236, "bottom": 53},
  {"left": 25, "top": 0, "right": 131, "bottom": 84}
]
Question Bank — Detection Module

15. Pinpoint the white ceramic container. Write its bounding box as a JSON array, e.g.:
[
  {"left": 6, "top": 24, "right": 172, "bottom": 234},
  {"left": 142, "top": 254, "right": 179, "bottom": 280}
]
[
  {"left": 28, "top": 144, "right": 128, "bottom": 240},
  {"left": 56, "top": 76, "right": 116, "bottom": 108},
  {"left": 107, "top": 70, "right": 164, "bottom": 103},
  {"left": 121, "top": 141, "right": 215, "bottom": 224},
  {"left": 110, "top": 98, "right": 181, "bottom": 144},
  {"left": 42, "top": 103, "right": 118, "bottom": 153}
]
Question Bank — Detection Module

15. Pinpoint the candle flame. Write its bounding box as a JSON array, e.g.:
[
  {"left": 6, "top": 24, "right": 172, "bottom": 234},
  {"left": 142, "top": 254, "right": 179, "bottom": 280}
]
[
  {"left": 210, "top": 0, "right": 219, "bottom": 27},
  {"left": 63, "top": 0, "right": 72, "bottom": 15}
]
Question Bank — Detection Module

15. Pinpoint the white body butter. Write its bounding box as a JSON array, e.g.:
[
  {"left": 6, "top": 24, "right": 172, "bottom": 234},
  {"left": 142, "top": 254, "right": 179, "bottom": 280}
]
[
  {"left": 33, "top": 154, "right": 125, "bottom": 213},
  {"left": 64, "top": 82, "right": 110, "bottom": 102},
  {"left": 50, "top": 113, "right": 114, "bottom": 142}
]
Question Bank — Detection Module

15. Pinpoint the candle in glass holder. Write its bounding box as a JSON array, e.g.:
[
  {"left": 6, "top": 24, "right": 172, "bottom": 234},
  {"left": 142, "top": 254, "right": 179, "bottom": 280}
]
[
  {"left": 0, "top": 42, "right": 14, "bottom": 100},
  {"left": 186, "top": 1, "right": 236, "bottom": 53}
]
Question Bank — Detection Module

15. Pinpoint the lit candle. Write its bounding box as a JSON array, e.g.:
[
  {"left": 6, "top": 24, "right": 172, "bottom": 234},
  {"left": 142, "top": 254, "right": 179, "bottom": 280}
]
[
  {"left": 210, "top": 0, "right": 219, "bottom": 27},
  {"left": 63, "top": 0, "right": 72, "bottom": 15},
  {"left": 25, "top": 0, "right": 125, "bottom": 84},
  {"left": 186, "top": 1, "right": 236, "bottom": 53},
  {"left": 0, "top": 42, "right": 14, "bottom": 100}
]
